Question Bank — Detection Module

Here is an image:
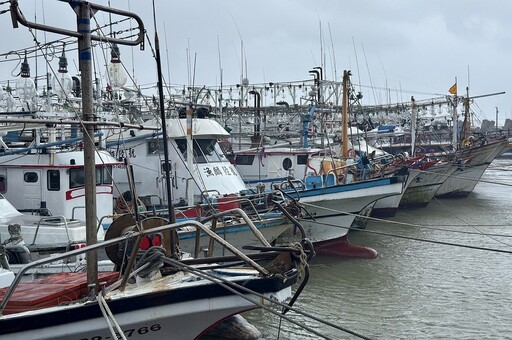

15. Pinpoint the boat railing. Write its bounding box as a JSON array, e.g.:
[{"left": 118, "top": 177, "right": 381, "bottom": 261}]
[
  {"left": 32, "top": 215, "right": 74, "bottom": 245},
  {"left": 272, "top": 178, "right": 306, "bottom": 191},
  {"left": 97, "top": 214, "right": 115, "bottom": 233},
  {"left": 0, "top": 216, "right": 275, "bottom": 315},
  {"left": 71, "top": 206, "right": 86, "bottom": 220},
  {"left": 151, "top": 194, "right": 269, "bottom": 221}
]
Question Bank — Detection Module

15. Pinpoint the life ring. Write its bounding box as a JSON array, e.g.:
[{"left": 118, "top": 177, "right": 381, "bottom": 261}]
[{"left": 461, "top": 138, "right": 471, "bottom": 148}]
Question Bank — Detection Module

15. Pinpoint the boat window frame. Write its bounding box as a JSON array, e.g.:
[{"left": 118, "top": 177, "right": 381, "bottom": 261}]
[
  {"left": 69, "top": 168, "right": 85, "bottom": 189},
  {"left": 147, "top": 138, "right": 165, "bottom": 155},
  {"left": 0, "top": 175, "right": 6, "bottom": 193},
  {"left": 47, "top": 170, "right": 60, "bottom": 191},
  {"left": 175, "top": 138, "right": 228, "bottom": 164},
  {"left": 196, "top": 139, "right": 228, "bottom": 163},
  {"left": 234, "top": 154, "right": 255, "bottom": 165},
  {"left": 24, "top": 171, "right": 39, "bottom": 183},
  {"left": 297, "top": 154, "right": 308, "bottom": 165},
  {"left": 103, "top": 166, "right": 113, "bottom": 185}
]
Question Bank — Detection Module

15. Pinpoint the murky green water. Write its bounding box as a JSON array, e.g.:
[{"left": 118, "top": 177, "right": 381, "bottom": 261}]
[{"left": 243, "top": 158, "right": 512, "bottom": 339}]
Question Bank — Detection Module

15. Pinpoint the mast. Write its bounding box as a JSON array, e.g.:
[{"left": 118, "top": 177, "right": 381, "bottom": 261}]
[
  {"left": 461, "top": 86, "right": 471, "bottom": 143},
  {"left": 341, "top": 70, "right": 350, "bottom": 158},
  {"left": 450, "top": 78, "right": 458, "bottom": 149},
  {"left": 186, "top": 104, "right": 194, "bottom": 206},
  {"left": 410, "top": 96, "right": 417, "bottom": 156},
  {"left": 451, "top": 97, "right": 458, "bottom": 150}
]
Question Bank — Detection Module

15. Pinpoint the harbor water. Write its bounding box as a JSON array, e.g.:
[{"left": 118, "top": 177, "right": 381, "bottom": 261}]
[{"left": 243, "top": 157, "right": 512, "bottom": 339}]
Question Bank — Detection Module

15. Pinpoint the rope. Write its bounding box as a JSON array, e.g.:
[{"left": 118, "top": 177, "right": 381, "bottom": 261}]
[
  {"left": 98, "top": 292, "right": 127, "bottom": 340},
  {"left": 135, "top": 246, "right": 165, "bottom": 278},
  {"left": 161, "top": 256, "right": 373, "bottom": 340},
  {"left": 290, "top": 241, "right": 308, "bottom": 279},
  {"left": 300, "top": 215, "right": 512, "bottom": 255}
]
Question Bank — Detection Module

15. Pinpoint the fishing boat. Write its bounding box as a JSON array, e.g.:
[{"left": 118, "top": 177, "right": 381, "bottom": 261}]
[
  {"left": 235, "top": 71, "right": 406, "bottom": 258},
  {"left": 104, "top": 109, "right": 291, "bottom": 248},
  {"left": 435, "top": 136, "right": 509, "bottom": 198},
  {"left": 434, "top": 85, "right": 510, "bottom": 198},
  {"left": 0, "top": 142, "right": 121, "bottom": 230},
  {"left": 0, "top": 214, "right": 312, "bottom": 340},
  {"left": 0, "top": 192, "right": 101, "bottom": 262},
  {"left": 399, "top": 158, "right": 457, "bottom": 208}
]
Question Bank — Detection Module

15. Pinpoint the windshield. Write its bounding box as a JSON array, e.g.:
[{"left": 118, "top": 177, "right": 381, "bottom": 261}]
[{"left": 175, "top": 138, "right": 228, "bottom": 164}]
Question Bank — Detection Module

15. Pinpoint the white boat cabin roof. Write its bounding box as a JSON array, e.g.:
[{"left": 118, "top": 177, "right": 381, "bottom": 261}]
[{"left": 140, "top": 118, "right": 230, "bottom": 139}]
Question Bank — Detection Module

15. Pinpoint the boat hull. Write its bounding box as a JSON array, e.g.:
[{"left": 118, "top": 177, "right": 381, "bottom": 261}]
[
  {"left": 277, "top": 177, "right": 403, "bottom": 250},
  {"left": 372, "top": 172, "right": 417, "bottom": 217},
  {"left": 0, "top": 271, "right": 294, "bottom": 340},
  {"left": 399, "top": 164, "right": 455, "bottom": 208},
  {"left": 435, "top": 140, "right": 510, "bottom": 198}
]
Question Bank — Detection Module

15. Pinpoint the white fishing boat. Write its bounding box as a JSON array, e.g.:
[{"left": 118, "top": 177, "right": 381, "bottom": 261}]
[
  {"left": 0, "top": 193, "right": 102, "bottom": 258},
  {"left": 273, "top": 175, "right": 404, "bottom": 257},
  {"left": 399, "top": 158, "right": 457, "bottom": 208},
  {"left": 435, "top": 136, "right": 510, "bottom": 198},
  {"left": 234, "top": 71, "right": 407, "bottom": 257},
  {"left": 104, "top": 110, "right": 291, "bottom": 248},
  {"left": 0, "top": 146, "right": 120, "bottom": 230},
  {"left": 0, "top": 215, "right": 311, "bottom": 340}
]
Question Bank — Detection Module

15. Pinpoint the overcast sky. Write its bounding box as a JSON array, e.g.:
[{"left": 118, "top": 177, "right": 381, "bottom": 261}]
[{"left": 1, "top": 0, "right": 511, "bottom": 125}]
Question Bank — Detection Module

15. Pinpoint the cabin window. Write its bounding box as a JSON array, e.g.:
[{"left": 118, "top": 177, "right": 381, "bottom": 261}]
[
  {"left": 96, "top": 168, "right": 102, "bottom": 185},
  {"left": 24, "top": 172, "right": 39, "bottom": 183},
  {"left": 235, "top": 155, "right": 255, "bottom": 165},
  {"left": 69, "top": 168, "right": 85, "bottom": 188},
  {"left": 194, "top": 139, "right": 227, "bottom": 163},
  {"left": 47, "top": 170, "right": 60, "bottom": 191},
  {"left": 0, "top": 175, "right": 6, "bottom": 193},
  {"left": 175, "top": 139, "right": 187, "bottom": 158},
  {"left": 297, "top": 155, "right": 308, "bottom": 165},
  {"left": 95, "top": 166, "right": 113, "bottom": 185},
  {"left": 175, "top": 139, "right": 228, "bottom": 164},
  {"left": 103, "top": 166, "right": 113, "bottom": 184},
  {"left": 147, "top": 138, "right": 164, "bottom": 155},
  {"left": 283, "top": 158, "right": 293, "bottom": 171}
]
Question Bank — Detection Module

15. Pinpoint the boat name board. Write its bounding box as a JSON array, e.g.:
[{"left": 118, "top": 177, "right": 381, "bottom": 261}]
[
  {"left": 108, "top": 147, "right": 136, "bottom": 160},
  {"left": 203, "top": 165, "right": 239, "bottom": 177}
]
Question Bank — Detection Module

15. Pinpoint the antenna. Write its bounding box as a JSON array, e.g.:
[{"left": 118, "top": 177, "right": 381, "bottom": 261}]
[
  {"left": 328, "top": 23, "right": 337, "bottom": 80},
  {"left": 351, "top": 37, "right": 362, "bottom": 92}
]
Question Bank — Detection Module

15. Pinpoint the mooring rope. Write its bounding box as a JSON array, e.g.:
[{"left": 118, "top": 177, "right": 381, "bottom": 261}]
[
  {"left": 98, "top": 292, "right": 127, "bottom": 340},
  {"left": 161, "top": 256, "right": 374, "bottom": 340}
]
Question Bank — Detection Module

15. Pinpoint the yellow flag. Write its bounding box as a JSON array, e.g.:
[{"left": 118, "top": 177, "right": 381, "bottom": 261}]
[{"left": 448, "top": 83, "right": 457, "bottom": 95}]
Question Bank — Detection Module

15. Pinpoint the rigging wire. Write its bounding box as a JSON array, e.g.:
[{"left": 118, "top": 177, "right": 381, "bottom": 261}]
[
  {"left": 295, "top": 202, "right": 512, "bottom": 254},
  {"left": 161, "top": 256, "right": 373, "bottom": 340}
]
